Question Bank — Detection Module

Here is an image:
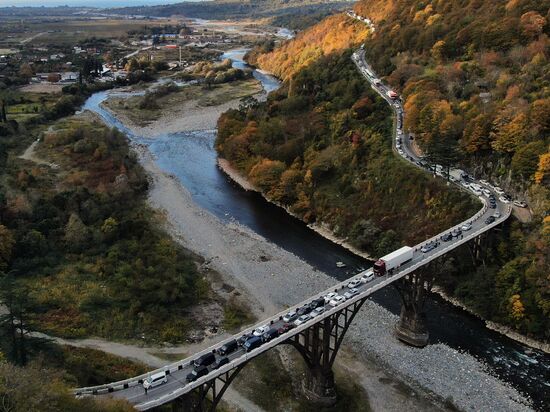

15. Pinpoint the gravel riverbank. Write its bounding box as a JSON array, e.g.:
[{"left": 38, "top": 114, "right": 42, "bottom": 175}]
[{"left": 134, "top": 143, "right": 533, "bottom": 411}]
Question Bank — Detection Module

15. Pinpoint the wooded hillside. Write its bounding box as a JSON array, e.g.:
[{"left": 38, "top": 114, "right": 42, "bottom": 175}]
[
  {"left": 250, "top": 14, "right": 372, "bottom": 80},
  {"left": 352, "top": 0, "right": 549, "bottom": 340}
]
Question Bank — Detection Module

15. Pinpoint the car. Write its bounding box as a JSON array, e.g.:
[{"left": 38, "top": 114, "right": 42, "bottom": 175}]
[
  {"left": 461, "top": 182, "right": 470, "bottom": 189},
  {"left": 212, "top": 356, "right": 229, "bottom": 370},
  {"left": 262, "top": 328, "right": 279, "bottom": 342},
  {"left": 310, "top": 297, "right": 325, "bottom": 309},
  {"left": 461, "top": 223, "right": 472, "bottom": 231},
  {"left": 485, "top": 216, "right": 495, "bottom": 224},
  {"left": 193, "top": 352, "right": 216, "bottom": 368},
  {"left": 493, "top": 211, "right": 501, "bottom": 218},
  {"left": 282, "top": 311, "right": 297, "bottom": 323},
  {"left": 499, "top": 196, "right": 510, "bottom": 204},
  {"left": 347, "top": 279, "right": 362, "bottom": 289},
  {"left": 143, "top": 371, "right": 168, "bottom": 390},
  {"left": 489, "top": 202, "right": 496, "bottom": 209},
  {"left": 472, "top": 188, "right": 483, "bottom": 196},
  {"left": 451, "top": 228, "right": 462, "bottom": 237},
  {"left": 294, "top": 314, "right": 311, "bottom": 326},
  {"left": 360, "top": 271, "right": 375, "bottom": 283},
  {"left": 217, "top": 339, "right": 238, "bottom": 356},
  {"left": 513, "top": 200, "right": 527, "bottom": 208},
  {"left": 344, "top": 288, "right": 359, "bottom": 299},
  {"left": 324, "top": 292, "right": 338, "bottom": 303},
  {"left": 442, "top": 233, "right": 452, "bottom": 242},
  {"left": 482, "top": 189, "right": 492, "bottom": 197},
  {"left": 421, "top": 242, "right": 436, "bottom": 253},
  {"left": 253, "top": 325, "right": 270, "bottom": 337},
  {"left": 237, "top": 332, "right": 253, "bottom": 346},
  {"left": 277, "top": 323, "right": 295, "bottom": 334},
  {"left": 494, "top": 187, "right": 505, "bottom": 195},
  {"left": 329, "top": 295, "right": 346, "bottom": 307},
  {"left": 297, "top": 304, "right": 313, "bottom": 316},
  {"left": 186, "top": 365, "right": 208, "bottom": 382},
  {"left": 398, "top": 149, "right": 404, "bottom": 155},
  {"left": 479, "top": 179, "right": 488, "bottom": 185},
  {"left": 310, "top": 306, "right": 325, "bottom": 318},
  {"left": 243, "top": 336, "right": 263, "bottom": 352}
]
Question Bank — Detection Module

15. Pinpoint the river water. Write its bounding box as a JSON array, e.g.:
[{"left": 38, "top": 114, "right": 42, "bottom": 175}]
[{"left": 82, "top": 51, "right": 549, "bottom": 410}]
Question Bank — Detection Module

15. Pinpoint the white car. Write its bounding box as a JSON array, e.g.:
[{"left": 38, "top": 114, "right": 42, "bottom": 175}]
[
  {"left": 499, "top": 196, "right": 510, "bottom": 204},
  {"left": 479, "top": 179, "right": 488, "bottom": 185},
  {"left": 347, "top": 279, "right": 361, "bottom": 289},
  {"left": 253, "top": 325, "right": 270, "bottom": 336},
  {"left": 344, "top": 288, "right": 359, "bottom": 299},
  {"left": 294, "top": 314, "right": 311, "bottom": 326},
  {"left": 398, "top": 149, "right": 404, "bottom": 156},
  {"left": 461, "top": 222, "right": 472, "bottom": 231},
  {"left": 461, "top": 182, "right": 470, "bottom": 189},
  {"left": 472, "top": 189, "right": 483, "bottom": 196},
  {"left": 360, "top": 271, "right": 374, "bottom": 283},
  {"left": 329, "top": 295, "right": 346, "bottom": 307},
  {"left": 493, "top": 211, "right": 501, "bottom": 218},
  {"left": 323, "top": 292, "right": 338, "bottom": 303},
  {"left": 482, "top": 189, "right": 491, "bottom": 197},
  {"left": 282, "top": 311, "right": 297, "bottom": 322},
  {"left": 494, "top": 187, "right": 505, "bottom": 195},
  {"left": 513, "top": 200, "right": 527, "bottom": 208},
  {"left": 310, "top": 307, "right": 325, "bottom": 318}
]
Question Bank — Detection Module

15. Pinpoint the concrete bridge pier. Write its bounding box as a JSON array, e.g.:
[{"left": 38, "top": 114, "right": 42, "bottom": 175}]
[
  {"left": 303, "top": 365, "right": 337, "bottom": 405},
  {"left": 394, "top": 301, "right": 429, "bottom": 347},
  {"left": 393, "top": 267, "right": 435, "bottom": 347}
]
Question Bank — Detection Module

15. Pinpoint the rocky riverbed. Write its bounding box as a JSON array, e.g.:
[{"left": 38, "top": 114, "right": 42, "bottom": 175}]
[{"left": 133, "top": 142, "right": 533, "bottom": 411}]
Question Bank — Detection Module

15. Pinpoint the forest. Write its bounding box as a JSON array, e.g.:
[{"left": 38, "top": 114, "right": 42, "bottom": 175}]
[
  {"left": 217, "top": 51, "right": 477, "bottom": 258},
  {"left": 219, "top": 0, "right": 550, "bottom": 340}
]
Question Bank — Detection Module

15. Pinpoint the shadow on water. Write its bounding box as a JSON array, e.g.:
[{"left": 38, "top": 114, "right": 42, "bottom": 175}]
[{"left": 82, "top": 50, "right": 549, "bottom": 410}]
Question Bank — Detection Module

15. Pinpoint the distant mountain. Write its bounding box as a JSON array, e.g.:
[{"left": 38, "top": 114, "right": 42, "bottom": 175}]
[{"left": 106, "top": 0, "right": 354, "bottom": 20}]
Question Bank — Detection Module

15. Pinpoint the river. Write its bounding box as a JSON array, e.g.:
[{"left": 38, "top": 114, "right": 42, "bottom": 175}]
[{"left": 82, "top": 50, "right": 549, "bottom": 410}]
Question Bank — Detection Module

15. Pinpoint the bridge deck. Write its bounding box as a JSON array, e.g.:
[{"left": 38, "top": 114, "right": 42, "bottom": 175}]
[{"left": 74, "top": 13, "right": 512, "bottom": 410}]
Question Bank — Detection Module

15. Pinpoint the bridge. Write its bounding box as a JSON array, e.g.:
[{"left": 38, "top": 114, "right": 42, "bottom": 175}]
[{"left": 74, "top": 12, "right": 513, "bottom": 411}]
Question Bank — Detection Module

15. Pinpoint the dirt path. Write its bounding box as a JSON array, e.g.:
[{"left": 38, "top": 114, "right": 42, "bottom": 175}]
[
  {"left": 19, "top": 139, "right": 59, "bottom": 169},
  {"left": 20, "top": 32, "right": 46, "bottom": 44}
]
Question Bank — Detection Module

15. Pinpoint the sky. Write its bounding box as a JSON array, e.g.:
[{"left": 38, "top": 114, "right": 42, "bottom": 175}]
[{"left": 0, "top": 0, "right": 202, "bottom": 7}]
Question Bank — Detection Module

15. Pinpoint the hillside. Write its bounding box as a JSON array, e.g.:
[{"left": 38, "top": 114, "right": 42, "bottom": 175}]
[
  {"left": 219, "top": 1, "right": 550, "bottom": 341},
  {"left": 352, "top": 0, "right": 549, "bottom": 340},
  {"left": 250, "top": 14, "right": 372, "bottom": 80},
  {"left": 108, "top": 0, "right": 353, "bottom": 21}
]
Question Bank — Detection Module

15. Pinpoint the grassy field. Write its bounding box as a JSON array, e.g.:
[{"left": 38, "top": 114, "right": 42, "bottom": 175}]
[
  {"left": 3, "top": 89, "right": 61, "bottom": 123},
  {"left": 104, "top": 78, "right": 262, "bottom": 127},
  {"left": 23, "top": 18, "right": 184, "bottom": 45}
]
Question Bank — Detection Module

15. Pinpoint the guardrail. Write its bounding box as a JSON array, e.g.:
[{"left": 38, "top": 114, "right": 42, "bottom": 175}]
[{"left": 74, "top": 15, "right": 513, "bottom": 406}]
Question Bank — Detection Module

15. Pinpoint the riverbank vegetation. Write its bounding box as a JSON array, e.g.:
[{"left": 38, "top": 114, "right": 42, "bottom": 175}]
[
  {"left": 0, "top": 115, "right": 216, "bottom": 345},
  {"left": 104, "top": 77, "right": 262, "bottom": 127},
  {"left": 220, "top": 0, "right": 549, "bottom": 342},
  {"left": 352, "top": 0, "right": 549, "bottom": 341}
]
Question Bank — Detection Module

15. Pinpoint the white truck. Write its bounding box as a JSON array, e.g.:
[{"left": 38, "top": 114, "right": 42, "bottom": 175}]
[{"left": 373, "top": 246, "right": 414, "bottom": 276}]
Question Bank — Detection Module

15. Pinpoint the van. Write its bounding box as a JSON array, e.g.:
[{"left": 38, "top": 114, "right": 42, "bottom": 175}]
[
  {"left": 243, "top": 336, "right": 262, "bottom": 352},
  {"left": 217, "top": 339, "right": 238, "bottom": 356},
  {"left": 143, "top": 371, "right": 167, "bottom": 389},
  {"left": 193, "top": 352, "right": 216, "bottom": 368},
  {"left": 186, "top": 365, "right": 208, "bottom": 382}
]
